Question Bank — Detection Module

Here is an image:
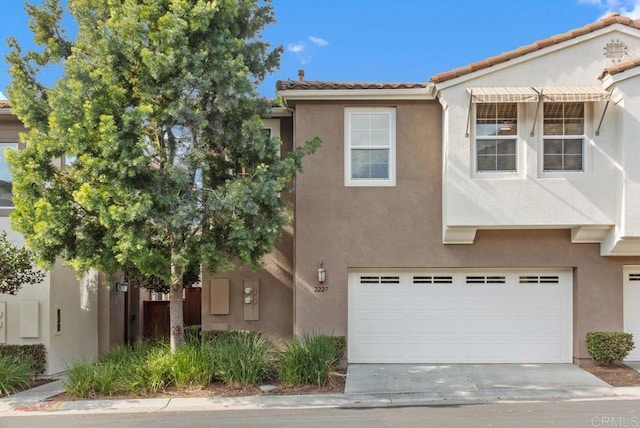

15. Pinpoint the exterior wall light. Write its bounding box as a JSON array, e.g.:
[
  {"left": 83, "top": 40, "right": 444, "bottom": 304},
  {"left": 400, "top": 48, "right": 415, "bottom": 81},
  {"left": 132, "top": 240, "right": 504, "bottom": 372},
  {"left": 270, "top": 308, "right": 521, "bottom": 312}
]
[
  {"left": 116, "top": 275, "right": 129, "bottom": 293},
  {"left": 317, "top": 261, "right": 326, "bottom": 284}
]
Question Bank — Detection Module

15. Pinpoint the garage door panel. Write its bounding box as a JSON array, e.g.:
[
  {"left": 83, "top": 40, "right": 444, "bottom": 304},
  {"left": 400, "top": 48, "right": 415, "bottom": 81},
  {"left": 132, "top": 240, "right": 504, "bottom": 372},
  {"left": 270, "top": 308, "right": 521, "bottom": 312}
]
[
  {"left": 514, "top": 319, "right": 564, "bottom": 334},
  {"left": 461, "top": 320, "right": 511, "bottom": 334},
  {"left": 353, "top": 310, "right": 405, "bottom": 321},
  {"left": 461, "top": 296, "right": 510, "bottom": 311},
  {"left": 408, "top": 320, "right": 459, "bottom": 334},
  {"left": 354, "top": 320, "right": 405, "bottom": 334},
  {"left": 356, "top": 296, "right": 404, "bottom": 311},
  {"left": 349, "top": 269, "right": 572, "bottom": 363},
  {"left": 405, "top": 297, "right": 459, "bottom": 311}
]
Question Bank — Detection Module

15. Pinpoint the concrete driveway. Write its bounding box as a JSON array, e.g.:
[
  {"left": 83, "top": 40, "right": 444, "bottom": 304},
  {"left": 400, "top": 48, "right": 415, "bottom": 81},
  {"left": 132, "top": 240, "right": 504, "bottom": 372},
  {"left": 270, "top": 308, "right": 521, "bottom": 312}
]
[{"left": 345, "top": 364, "right": 615, "bottom": 400}]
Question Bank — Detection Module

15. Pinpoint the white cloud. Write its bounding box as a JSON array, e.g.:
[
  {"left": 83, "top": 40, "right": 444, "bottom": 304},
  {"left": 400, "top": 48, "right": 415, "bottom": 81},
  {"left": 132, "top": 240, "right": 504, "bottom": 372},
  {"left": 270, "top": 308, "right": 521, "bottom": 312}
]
[
  {"left": 309, "top": 36, "right": 328, "bottom": 46},
  {"left": 579, "top": 0, "right": 640, "bottom": 18},
  {"left": 288, "top": 42, "right": 305, "bottom": 53},
  {"left": 0, "top": 92, "right": 6, "bottom": 101}
]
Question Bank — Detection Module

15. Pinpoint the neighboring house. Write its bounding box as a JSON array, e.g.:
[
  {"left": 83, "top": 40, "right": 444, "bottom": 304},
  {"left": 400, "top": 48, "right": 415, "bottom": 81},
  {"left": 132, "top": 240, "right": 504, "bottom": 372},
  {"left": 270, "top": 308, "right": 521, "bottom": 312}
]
[
  {"left": 202, "top": 14, "right": 640, "bottom": 365},
  {"left": 0, "top": 101, "right": 144, "bottom": 374}
]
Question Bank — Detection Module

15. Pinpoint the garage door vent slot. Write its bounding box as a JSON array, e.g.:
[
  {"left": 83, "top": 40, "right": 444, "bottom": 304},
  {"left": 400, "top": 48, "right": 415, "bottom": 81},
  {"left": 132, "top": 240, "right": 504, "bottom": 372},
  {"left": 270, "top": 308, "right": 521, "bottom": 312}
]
[
  {"left": 413, "top": 276, "right": 453, "bottom": 284},
  {"left": 519, "top": 275, "right": 559, "bottom": 284},
  {"left": 629, "top": 273, "right": 640, "bottom": 282},
  {"left": 359, "top": 275, "right": 400, "bottom": 285},
  {"left": 466, "top": 275, "right": 506, "bottom": 284}
]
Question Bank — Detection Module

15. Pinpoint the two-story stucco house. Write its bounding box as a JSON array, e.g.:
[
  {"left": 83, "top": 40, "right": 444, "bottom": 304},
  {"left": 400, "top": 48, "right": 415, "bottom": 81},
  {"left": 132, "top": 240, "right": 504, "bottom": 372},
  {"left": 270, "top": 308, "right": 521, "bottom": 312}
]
[{"left": 202, "top": 14, "right": 640, "bottom": 365}]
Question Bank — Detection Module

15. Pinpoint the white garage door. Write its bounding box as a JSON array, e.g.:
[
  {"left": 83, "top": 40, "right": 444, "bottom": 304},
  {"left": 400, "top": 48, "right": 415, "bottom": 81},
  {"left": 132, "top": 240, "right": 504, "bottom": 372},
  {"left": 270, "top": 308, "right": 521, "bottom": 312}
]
[{"left": 348, "top": 269, "right": 573, "bottom": 363}]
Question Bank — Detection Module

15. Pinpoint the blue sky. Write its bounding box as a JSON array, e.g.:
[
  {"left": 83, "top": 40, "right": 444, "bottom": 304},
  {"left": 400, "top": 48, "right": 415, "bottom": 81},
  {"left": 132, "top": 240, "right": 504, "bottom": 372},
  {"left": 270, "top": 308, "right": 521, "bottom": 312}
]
[{"left": 0, "top": 0, "right": 639, "bottom": 99}]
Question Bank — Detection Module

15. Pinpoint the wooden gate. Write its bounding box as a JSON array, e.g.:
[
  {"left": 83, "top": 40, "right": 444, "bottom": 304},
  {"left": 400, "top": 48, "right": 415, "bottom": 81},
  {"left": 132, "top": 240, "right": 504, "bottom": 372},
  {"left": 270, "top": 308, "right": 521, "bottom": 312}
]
[{"left": 143, "top": 287, "right": 202, "bottom": 339}]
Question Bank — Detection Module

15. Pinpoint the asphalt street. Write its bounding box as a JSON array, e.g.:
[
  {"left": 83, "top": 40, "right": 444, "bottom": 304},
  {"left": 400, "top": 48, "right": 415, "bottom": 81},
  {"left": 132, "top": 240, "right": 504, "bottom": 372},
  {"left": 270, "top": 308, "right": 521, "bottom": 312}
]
[{"left": 3, "top": 398, "right": 640, "bottom": 428}]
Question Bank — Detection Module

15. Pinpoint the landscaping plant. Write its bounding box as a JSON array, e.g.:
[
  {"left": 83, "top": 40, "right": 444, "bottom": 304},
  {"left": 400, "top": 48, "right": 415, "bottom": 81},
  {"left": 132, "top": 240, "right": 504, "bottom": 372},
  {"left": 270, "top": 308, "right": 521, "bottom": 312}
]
[
  {"left": 0, "top": 354, "right": 32, "bottom": 396},
  {"left": 214, "top": 331, "right": 276, "bottom": 387},
  {"left": 586, "top": 332, "right": 635, "bottom": 365},
  {"left": 278, "top": 334, "right": 341, "bottom": 387}
]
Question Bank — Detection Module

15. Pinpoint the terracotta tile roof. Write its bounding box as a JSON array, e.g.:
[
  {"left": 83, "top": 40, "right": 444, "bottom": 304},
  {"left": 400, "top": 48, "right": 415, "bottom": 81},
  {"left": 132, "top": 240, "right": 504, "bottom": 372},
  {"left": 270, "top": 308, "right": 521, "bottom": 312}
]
[
  {"left": 276, "top": 80, "right": 427, "bottom": 90},
  {"left": 431, "top": 13, "right": 640, "bottom": 84},
  {"left": 599, "top": 56, "right": 640, "bottom": 78},
  {"left": 0, "top": 100, "right": 10, "bottom": 109}
]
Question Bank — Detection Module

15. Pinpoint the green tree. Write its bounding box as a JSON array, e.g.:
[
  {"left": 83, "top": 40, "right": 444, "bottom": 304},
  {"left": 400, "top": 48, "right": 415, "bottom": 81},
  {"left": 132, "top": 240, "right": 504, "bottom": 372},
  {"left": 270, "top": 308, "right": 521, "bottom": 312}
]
[
  {"left": 6, "top": 0, "right": 319, "bottom": 351},
  {"left": 0, "top": 232, "right": 44, "bottom": 295}
]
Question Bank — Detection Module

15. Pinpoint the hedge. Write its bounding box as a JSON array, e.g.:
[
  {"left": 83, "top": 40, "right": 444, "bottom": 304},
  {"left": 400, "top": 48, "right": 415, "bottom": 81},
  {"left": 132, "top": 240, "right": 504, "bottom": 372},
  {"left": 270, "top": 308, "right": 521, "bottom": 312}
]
[
  {"left": 0, "top": 344, "right": 46, "bottom": 375},
  {"left": 586, "top": 332, "right": 634, "bottom": 365},
  {"left": 202, "top": 329, "right": 262, "bottom": 345}
]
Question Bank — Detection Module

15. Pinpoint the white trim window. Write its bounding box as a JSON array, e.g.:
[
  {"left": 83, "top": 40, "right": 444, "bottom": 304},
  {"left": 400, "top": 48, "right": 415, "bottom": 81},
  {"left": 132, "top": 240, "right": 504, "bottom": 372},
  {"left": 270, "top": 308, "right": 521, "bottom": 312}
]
[
  {"left": 0, "top": 143, "right": 17, "bottom": 208},
  {"left": 345, "top": 107, "right": 396, "bottom": 187},
  {"left": 543, "top": 102, "right": 584, "bottom": 172},
  {"left": 475, "top": 103, "right": 517, "bottom": 173}
]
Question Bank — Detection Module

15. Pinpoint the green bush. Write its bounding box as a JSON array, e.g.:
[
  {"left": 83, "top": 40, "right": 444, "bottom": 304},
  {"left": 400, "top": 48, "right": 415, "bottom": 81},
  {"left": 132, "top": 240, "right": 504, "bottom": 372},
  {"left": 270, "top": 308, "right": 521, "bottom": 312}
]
[
  {"left": 0, "top": 354, "right": 32, "bottom": 396},
  {"left": 65, "top": 359, "right": 121, "bottom": 397},
  {"left": 328, "top": 336, "right": 346, "bottom": 361},
  {"left": 184, "top": 325, "right": 202, "bottom": 346},
  {"left": 202, "top": 329, "right": 262, "bottom": 345},
  {"left": 278, "top": 334, "right": 340, "bottom": 387},
  {"left": 586, "top": 332, "right": 635, "bottom": 365},
  {"left": 214, "top": 331, "right": 275, "bottom": 386},
  {"left": 170, "top": 343, "right": 216, "bottom": 388},
  {"left": 0, "top": 344, "right": 46, "bottom": 375}
]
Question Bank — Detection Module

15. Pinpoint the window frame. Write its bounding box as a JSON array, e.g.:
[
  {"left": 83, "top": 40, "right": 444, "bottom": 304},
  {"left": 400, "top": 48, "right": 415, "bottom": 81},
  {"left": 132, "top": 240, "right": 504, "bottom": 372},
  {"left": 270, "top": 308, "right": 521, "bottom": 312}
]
[
  {"left": 473, "top": 102, "right": 519, "bottom": 175},
  {"left": 344, "top": 107, "right": 396, "bottom": 187},
  {"left": 0, "top": 142, "right": 18, "bottom": 210},
  {"left": 541, "top": 102, "right": 586, "bottom": 174}
]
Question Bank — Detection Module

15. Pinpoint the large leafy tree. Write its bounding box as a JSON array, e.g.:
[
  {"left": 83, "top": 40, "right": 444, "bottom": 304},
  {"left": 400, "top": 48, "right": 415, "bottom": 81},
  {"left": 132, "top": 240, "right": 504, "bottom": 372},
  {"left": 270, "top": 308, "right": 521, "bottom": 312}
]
[
  {"left": 6, "top": 0, "right": 319, "bottom": 351},
  {"left": 0, "top": 232, "right": 44, "bottom": 295}
]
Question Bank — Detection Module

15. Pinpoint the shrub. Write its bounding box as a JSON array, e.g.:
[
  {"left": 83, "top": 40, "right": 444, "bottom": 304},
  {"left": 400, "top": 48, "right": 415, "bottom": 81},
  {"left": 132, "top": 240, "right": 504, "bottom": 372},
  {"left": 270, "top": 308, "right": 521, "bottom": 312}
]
[
  {"left": 170, "top": 343, "right": 216, "bottom": 388},
  {"left": 278, "top": 334, "right": 340, "bottom": 387},
  {"left": 202, "top": 329, "right": 262, "bottom": 345},
  {"left": 65, "top": 359, "right": 121, "bottom": 397},
  {"left": 0, "top": 354, "right": 32, "bottom": 396},
  {"left": 586, "top": 332, "right": 635, "bottom": 365},
  {"left": 328, "top": 336, "right": 346, "bottom": 361},
  {"left": 184, "top": 325, "right": 202, "bottom": 346},
  {"left": 215, "top": 331, "right": 275, "bottom": 386},
  {"left": 0, "top": 344, "right": 46, "bottom": 375}
]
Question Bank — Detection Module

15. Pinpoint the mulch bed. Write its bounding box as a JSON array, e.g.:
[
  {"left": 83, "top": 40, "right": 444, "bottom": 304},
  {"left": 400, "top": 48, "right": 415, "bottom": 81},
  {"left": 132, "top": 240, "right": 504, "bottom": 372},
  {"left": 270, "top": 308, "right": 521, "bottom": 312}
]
[{"left": 581, "top": 363, "right": 640, "bottom": 387}]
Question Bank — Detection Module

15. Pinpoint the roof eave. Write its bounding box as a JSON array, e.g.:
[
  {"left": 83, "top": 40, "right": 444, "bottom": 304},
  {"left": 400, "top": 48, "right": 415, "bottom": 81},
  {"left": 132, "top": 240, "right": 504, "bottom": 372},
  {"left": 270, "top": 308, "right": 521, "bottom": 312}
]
[{"left": 277, "top": 85, "right": 436, "bottom": 103}]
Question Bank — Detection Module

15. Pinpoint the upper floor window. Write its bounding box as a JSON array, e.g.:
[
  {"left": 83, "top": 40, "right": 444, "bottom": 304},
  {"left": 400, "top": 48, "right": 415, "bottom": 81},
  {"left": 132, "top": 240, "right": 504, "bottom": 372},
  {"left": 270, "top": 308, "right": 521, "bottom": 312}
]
[
  {"left": 0, "top": 143, "right": 17, "bottom": 207},
  {"left": 345, "top": 107, "right": 396, "bottom": 187},
  {"left": 543, "top": 102, "right": 584, "bottom": 172},
  {"left": 475, "top": 103, "right": 517, "bottom": 172}
]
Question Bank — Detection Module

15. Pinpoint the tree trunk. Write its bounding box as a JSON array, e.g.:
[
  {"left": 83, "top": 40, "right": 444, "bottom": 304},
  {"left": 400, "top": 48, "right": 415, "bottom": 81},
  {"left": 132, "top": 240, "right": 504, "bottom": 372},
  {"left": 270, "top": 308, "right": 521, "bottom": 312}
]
[{"left": 169, "top": 257, "right": 184, "bottom": 353}]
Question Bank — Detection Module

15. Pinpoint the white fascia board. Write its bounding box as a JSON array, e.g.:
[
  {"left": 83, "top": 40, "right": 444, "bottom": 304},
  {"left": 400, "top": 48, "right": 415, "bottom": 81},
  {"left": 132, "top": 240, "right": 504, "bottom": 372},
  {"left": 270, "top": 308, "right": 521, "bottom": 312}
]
[
  {"left": 435, "top": 25, "right": 640, "bottom": 90},
  {"left": 0, "top": 108, "right": 14, "bottom": 115},
  {"left": 268, "top": 107, "right": 291, "bottom": 117},
  {"left": 277, "top": 87, "right": 436, "bottom": 102},
  {"left": 601, "top": 67, "right": 640, "bottom": 90}
]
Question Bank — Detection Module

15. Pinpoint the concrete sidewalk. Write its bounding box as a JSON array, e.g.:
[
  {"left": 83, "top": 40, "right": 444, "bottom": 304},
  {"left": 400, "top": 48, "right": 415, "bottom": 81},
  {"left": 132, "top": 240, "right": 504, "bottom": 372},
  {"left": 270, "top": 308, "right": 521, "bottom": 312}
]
[{"left": 3, "top": 365, "right": 640, "bottom": 416}]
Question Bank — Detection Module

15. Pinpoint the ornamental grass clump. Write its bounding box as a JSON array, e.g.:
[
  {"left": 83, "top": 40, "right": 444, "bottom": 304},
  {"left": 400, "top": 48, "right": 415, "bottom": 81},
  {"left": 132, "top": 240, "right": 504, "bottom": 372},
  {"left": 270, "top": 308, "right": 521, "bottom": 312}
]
[
  {"left": 586, "top": 332, "right": 635, "bottom": 366},
  {"left": 0, "top": 354, "right": 32, "bottom": 396},
  {"left": 214, "top": 331, "right": 276, "bottom": 387},
  {"left": 278, "top": 334, "right": 340, "bottom": 387}
]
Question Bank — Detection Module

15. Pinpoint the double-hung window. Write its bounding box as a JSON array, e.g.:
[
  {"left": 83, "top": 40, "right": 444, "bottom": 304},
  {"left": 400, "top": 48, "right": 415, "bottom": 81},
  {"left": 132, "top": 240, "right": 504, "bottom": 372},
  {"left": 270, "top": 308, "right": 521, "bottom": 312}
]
[
  {"left": 543, "top": 102, "right": 584, "bottom": 172},
  {"left": 475, "top": 103, "right": 517, "bottom": 173},
  {"left": 345, "top": 107, "right": 396, "bottom": 186},
  {"left": 0, "top": 143, "right": 17, "bottom": 207}
]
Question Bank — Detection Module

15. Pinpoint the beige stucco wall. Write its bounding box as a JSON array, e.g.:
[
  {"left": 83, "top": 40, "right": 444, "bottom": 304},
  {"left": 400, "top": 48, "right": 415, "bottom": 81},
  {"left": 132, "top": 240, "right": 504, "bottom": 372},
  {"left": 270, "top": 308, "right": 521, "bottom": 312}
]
[
  {"left": 201, "top": 117, "right": 295, "bottom": 338},
  {"left": 47, "top": 264, "right": 99, "bottom": 374},
  {"left": 291, "top": 99, "right": 640, "bottom": 361}
]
